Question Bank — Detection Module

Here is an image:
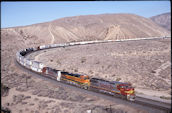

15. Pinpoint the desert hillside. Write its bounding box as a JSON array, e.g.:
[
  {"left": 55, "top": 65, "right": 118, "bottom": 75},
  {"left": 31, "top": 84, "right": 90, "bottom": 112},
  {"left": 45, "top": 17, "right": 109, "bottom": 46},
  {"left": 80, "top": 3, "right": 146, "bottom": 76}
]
[
  {"left": 2, "top": 13, "right": 170, "bottom": 47},
  {"left": 150, "top": 12, "right": 171, "bottom": 31},
  {"left": 2, "top": 13, "right": 170, "bottom": 62},
  {"left": 2, "top": 13, "right": 171, "bottom": 79},
  {"left": 1, "top": 13, "right": 171, "bottom": 113}
]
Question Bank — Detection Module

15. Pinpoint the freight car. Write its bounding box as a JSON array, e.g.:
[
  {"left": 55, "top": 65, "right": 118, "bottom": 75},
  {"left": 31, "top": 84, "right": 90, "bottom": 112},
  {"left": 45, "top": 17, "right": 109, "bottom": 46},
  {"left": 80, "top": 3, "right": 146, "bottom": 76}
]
[
  {"left": 42, "top": 67, "right": 61, "bottom": 80},
  {"left": 90, "top": 78, "right": 135, "bottom": 101}
]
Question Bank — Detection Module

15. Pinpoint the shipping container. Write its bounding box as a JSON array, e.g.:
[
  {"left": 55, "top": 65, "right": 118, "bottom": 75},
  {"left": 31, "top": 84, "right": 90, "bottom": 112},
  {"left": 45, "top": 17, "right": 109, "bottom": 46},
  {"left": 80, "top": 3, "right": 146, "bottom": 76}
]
[
  {"left": 31, "top": 66, "right": 38, "bottom": 72},
  {"left": 26, "top": 59, "right": 32, "bottom": 66},
  {"left": 40, "top": 45, "right": 46, "bottom": 49},
  {"left": 50, "top": 44, "right": 57, "bottom": 48},
  {"left": 32, "top": 61, "right": 44, "bottom": 69}
]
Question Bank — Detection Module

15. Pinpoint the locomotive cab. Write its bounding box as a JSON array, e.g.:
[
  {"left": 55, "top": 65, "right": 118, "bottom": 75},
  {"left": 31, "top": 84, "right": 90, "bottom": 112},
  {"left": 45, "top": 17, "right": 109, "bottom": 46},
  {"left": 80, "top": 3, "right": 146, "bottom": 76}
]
[
  {"left": 118, "top": 84, "right": 135, "bottom": 101},
  {"left": 80, "top": 75, "right": 90, "bottom": 86}
]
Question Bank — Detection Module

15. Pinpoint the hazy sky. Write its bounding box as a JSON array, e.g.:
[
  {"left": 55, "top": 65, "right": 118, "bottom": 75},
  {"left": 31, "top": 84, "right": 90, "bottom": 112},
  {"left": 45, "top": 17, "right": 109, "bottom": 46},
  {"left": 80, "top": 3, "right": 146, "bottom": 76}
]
[{"left": 1, "top": 1, "right": 171, "bottom": 28}]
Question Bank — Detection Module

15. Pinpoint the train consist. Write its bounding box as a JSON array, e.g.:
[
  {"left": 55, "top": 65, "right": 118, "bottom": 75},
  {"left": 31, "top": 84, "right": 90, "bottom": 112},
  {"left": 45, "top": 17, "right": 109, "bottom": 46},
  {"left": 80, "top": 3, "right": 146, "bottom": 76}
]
[{"left": 16, "top": 41, "right": 137, "bottom": 101}]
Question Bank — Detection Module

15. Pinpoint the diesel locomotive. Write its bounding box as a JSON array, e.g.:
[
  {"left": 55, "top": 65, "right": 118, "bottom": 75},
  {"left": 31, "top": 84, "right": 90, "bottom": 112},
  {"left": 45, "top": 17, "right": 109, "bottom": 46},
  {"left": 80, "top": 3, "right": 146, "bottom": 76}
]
[{"left": 41, "top": 67, "right": 135, "bottom": 101}]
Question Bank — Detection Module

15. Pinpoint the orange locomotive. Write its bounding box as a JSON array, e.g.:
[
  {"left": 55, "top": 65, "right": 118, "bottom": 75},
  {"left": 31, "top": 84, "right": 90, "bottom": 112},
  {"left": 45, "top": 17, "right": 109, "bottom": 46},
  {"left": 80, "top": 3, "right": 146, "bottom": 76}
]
[
  {"left": 41, "top": 67, "right": 90, "bottom": 89},
  {"left": 60, "top": 72, "right": 90, "bottom": 89}
]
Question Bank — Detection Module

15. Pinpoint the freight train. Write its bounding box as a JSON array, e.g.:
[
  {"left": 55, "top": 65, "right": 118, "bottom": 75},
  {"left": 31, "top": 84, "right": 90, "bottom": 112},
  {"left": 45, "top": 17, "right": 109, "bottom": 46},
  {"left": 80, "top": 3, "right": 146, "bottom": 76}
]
[{"left": 16, "top": 42, "right": 136, "bottom": 101}]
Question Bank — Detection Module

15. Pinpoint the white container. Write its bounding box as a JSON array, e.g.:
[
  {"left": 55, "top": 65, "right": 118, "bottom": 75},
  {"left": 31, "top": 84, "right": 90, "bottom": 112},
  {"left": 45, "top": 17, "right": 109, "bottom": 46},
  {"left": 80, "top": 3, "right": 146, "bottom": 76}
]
[
  {"left": 32, "top": 61, "right": 44, "bottom": 69},
  {"left": 26, "top": 59, "right": 32, "bottom": 66},
  {"left": 32, "top": 61, "right": 39, "bottom": 68},
  {"left": 44, "top": 45, "right": 49, "bottom": 49},
  {"left": 31, "top": 66, "right": 38, "bottom": 72},
  {"left": 57, "top": 71, "right": 61, "bottom": 81},
  {"left": 37, "top": 69, "right": 42, "bottom": 73},
  {"left": 74, "top": 42, "right": 80, "bottom": 45},
  {"left": 69, "top": 42, "right": 75, "bottom": 46},
  {"left": 39, "top": 63, "right": 44, "bottom": 69},
  {"left": 40, "top": 45, "right": 46, "bottom": 49},
  {"left": 23, "top": 58, "right": 27, "bottom": 66},
  {"left": 20, "top": 60, "right": 24, "bottom": 66},
  {"left": 51, "top": 44, "right": 57, "bottom": 48},
  {"left": 79, "top": 42, "right": 87, "bottom": 45}
]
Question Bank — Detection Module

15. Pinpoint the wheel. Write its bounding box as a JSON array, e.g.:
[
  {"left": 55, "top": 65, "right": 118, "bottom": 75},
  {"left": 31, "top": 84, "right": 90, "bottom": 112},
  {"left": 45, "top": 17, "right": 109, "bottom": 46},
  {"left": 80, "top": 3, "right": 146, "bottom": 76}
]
[
  {"left": 83, "top": 85, "right": 88, "bottom": 90},
  {"left": 121, "top": 95, "right": 126, "bottom": 100}
]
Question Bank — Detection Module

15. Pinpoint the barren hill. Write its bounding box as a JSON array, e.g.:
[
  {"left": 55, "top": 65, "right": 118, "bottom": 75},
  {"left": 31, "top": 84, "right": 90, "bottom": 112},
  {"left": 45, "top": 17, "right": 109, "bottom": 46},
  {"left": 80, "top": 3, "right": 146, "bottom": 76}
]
[
  {"left": 2, "top": 13, "right": 170, "bottom": 81},
  {"left": 2, "top": 13, "right": 170, "bottom": 48},
  {"left": 1, "top": 13, "right": 171, "bottom": 113},
  {"left": 150, "top": 12, "right": 171, "bottom": 31}
]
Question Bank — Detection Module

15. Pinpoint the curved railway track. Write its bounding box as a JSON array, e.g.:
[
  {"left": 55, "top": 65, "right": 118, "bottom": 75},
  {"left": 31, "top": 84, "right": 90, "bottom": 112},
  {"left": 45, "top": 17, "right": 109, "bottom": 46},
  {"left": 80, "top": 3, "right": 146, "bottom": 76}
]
[
  {"left": 15, "top": 36, "right": 171, "bottom": 113},
  {"left": 15, "top": 59, "right": 171, "bottom": 113}
]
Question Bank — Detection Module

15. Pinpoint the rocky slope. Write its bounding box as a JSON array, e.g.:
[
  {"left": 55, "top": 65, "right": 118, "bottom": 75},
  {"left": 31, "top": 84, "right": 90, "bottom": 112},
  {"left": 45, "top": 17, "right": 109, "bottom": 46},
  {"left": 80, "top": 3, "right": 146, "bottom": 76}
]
[{"left": 150, "top": 12, "right": 171, "bottom": 31}]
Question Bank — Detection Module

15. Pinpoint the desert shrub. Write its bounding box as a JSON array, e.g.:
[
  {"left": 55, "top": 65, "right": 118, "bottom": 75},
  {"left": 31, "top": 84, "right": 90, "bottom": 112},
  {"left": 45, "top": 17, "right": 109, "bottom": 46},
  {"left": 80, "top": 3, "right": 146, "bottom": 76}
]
[
  {"left": 89, "top": 70, "right": 94, "bottom": 74},
  {"left": 1, "top": 83, "right": 10, "bottom": 97},
  {"left": 116, "top": 78, "right": 121, "bottom": 81},
  {"left": 151, "top": 70, "right": 156, "bottom": 73},
  {"left": 74, "top": 69, "right": 78, "bottom": 72},
  {"left": 56, "top": 60, "right": 61, "bottom": 65},
  {"left": 112, "top": 74, "right": 116, "bottom": 77},
  {"left": 95, "top": 61, "right": 100, "bottom": 64},
  {"left": 160, "top": 96, "right": 171, "bottom": 100},
  {"left": 81, "top": 57, "right": 86, "bottom": 63},
  {"left": 107, "top": 65, "right": 111, "bottom": 69}
]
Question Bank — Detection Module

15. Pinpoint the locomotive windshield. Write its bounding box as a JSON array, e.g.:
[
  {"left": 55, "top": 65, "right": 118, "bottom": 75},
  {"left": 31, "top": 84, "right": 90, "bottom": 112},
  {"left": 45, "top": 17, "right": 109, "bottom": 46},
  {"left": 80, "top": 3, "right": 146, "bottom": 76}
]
[
  {"left": 125, "top": 85, "right": 132, "bottom": 89},
  {"left": 121, "top": 85, "right": 133, "bottom": 89},
  {"left": 84, "top": 76, "right": 89, "bottom": 80}
]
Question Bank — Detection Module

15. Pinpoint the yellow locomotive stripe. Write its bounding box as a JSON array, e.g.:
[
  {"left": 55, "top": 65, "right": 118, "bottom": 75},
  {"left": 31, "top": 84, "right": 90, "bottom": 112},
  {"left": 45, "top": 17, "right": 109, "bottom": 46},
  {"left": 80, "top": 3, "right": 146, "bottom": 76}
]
[
  {"left": 61, "top": 78, "right": 89, "bottom": 86},
  {"left": 91, "top": 85, "right": 120, "bottom": 94},
  {"left": 62, "top": 74, "right": 89, "bottom": 83},
  {"left": 125, "top": 90, "right": 134, "bottom": 94}
]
